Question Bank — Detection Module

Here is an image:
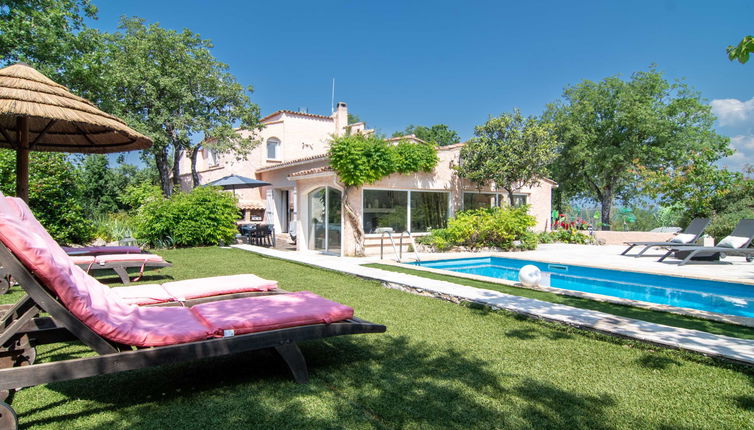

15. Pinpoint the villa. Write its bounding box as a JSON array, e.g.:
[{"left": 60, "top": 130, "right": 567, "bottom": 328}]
[{"left": 178, "top": 102, "right": 556, "bottom": 256}]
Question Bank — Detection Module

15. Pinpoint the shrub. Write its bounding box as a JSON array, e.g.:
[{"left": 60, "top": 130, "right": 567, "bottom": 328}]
[
  {"left": 419, "top": 206, "right": 537, "bottom": 251},
  {"left": 92, "top": 212, "right": 136, "bottom": 242},
  {"left": 538, "top": 229, "right": 595, "bottom": 245},
  {"left": 135, "top": 187, "right": 239, "bottom": 247}
]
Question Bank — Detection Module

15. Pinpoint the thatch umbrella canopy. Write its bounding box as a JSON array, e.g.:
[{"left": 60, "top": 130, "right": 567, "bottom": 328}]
[{"left": 0, "top": 63, "right": 152, "bottom": 201}]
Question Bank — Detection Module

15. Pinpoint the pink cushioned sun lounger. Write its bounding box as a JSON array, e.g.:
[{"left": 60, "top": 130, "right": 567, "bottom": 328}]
[{"left": 0, "top": 190, "right": 384, "bottom": 428}]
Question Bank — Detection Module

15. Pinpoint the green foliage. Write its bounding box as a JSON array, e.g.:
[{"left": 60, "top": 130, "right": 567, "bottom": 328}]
[
  {"left": 393, "top": 124, "right": 461, "bottom": 146},
  {"left": 457, "top": 109, "right": 558, "bottom": 205},
  {"left": 0, "top": 0, "right": 97, "bottom": 71},
  {"left": 120, "top": 182, "right": 164, "bottom": 213},
  {"left": 538, "top": 230, "right": 595, "bottom": 245},
  {"left": 0, "top": 150, "right": 93, "bottom": 244},
  {"left": 727, "top": 35, "right": 754, "bottom": 64},
  {"left": 704, "top": 173, "right": 754, "bottom": 240},
  {"left": 134, "top": 187, "right": 239, "bottom": 247},
  {"left": 545, "top": 67, "right": 732, "bottom": 229},
  {"left": 329, "top": 135, "right": 438, "bottom": 186},
  {"left": 92, "top": 212, "right": 136, "bottom": 242},
  {"left": 419, "top": 206, "right": 537, "bottom": 251},
  {"left": 76, "top": 154, "right": 154, "bottom": 216},
  {"left": 347, "top": 113, "right": 361, "bottom": 124},
  {"left": 87, "top": 17, "right": 261, "bottom": 195}
]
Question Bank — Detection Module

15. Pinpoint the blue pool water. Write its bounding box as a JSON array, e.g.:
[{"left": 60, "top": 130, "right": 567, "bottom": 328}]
[{"left": 410, "top": 257, "right": 754, "bottom": 318}]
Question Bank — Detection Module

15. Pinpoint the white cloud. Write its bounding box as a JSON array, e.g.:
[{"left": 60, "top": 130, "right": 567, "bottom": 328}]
[
  {"left": 710, "top": 97, "right": 754, "bottom": 127},
  {"left": 719, "top": 134, "right": 754, "bottom": 171}
]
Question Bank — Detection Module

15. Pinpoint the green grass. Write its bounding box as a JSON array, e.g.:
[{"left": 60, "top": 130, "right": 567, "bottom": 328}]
[
  {"left": 2, "top": 247, "right": 754, "bottom": 429},
  {"left": 366, "top": 263, "right": 754, "bottom": 341}
]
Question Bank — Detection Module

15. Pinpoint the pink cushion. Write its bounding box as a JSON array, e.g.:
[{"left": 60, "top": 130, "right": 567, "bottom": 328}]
[
  {"left": 0, "top": 196, "right": 213, "bottom": 347},
  {"left": 192, "top": 291, "right": 354, "bottom": 336},
  {"left": 92, "top": 254, "right": 166, "bottom": 264},
  {"left": 162, "top": 274, "right": 277, "bottom": 301},
  {"left": 63, "top": 245, "right": 142, "bottom": 256},
  {"left": 69, "top": 255, "right": 96, "bottom": 265},
  {"left": 111, "top": 284, "right": 175, "bottom": 305},
  {"left": 113, "top": 275, "right": 278, "bottom": 306}
]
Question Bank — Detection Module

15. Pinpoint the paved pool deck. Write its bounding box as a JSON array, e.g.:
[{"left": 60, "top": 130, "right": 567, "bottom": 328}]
[{"left": 232, "top": 243, "right": 754, "bottom": 366}]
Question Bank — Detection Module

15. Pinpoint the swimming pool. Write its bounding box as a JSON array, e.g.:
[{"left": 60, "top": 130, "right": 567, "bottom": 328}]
[{"left": 410, "top": 257, "right": 754, "bottom": 319}]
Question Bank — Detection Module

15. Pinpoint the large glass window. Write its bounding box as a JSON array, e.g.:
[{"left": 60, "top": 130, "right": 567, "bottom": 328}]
[
  {"left": 411, "top": 191, "right": 448, "bottom": 231},
  {"left": 362, "top": 190, "right": 407, "bottom": 233},
  {"left": 463, "top": 192, "right": 499, "bottom": 210},
  {"left": 512, "top": 194, "right": 528, "bottom": 207},
  {"left": 266, "top": 138, "right": 280, "bottom": 160}
]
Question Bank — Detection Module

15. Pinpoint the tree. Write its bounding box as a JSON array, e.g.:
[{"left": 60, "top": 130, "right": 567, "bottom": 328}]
[
  {"left": 393, "top": 124, "right": 461, "bottom": 146},
  {"left": 456, "top": 110, "right": 558, "bottom": 206},
  {"left": 91, "top": 17, "right": 261, "bottom": 196},
  {"left": 544, "top": 68, "right": 732, "bottom": 230},
  {"left": 329, "top": 135, "right": 438, "bottom": 255},
  {"left": 77, "top": 154, "right": 154, "bottom": 216},
  {"left": 0, "top": 150, "right": 93, "bottom": 244},
  {"left": 727, "top": 35, "right": 754, "bottom": 64},
  {"left": 0, "top": 0, "right": 97, "bottom": 71},
  {"left": 347, "top": 113, "right": 361, "bottom": 124}
]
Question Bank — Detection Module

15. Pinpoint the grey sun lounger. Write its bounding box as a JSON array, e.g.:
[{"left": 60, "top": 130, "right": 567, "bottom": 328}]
[
  {"left": 658, "top": 219, "right": 754, "bottom": 266},
  {"left": 620, "top": 218, "right": 710, "bottom": 257}
]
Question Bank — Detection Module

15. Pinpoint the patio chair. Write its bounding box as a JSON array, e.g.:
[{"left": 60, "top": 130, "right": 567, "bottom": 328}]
[
  {"left": 658, "top": 219, "right": 754, "bottom": 266},
  {"left": 620, "top": 218, "right": 710, "bottom": 257},
  {"left": 0, "top": 193, "right": 385, "bottom": 429}
]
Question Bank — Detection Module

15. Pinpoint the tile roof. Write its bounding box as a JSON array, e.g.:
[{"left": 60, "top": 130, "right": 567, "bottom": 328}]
[
  {"left": 260, "top": 110, "right": 333, "bottom": 123},
  {"left": 255, "top": 153, "right": 329, "bottom": 173},
  {"left": 288, "top": 166, "right": 333, "bottom": 178}
]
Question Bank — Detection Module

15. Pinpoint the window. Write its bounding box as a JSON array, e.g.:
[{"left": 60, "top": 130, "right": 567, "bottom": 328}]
[
  {"left": 266, "top": 138, "right": 280, "bottom": 160},
  {"left": 206, "top": 148, "right": 219, "bottom": 167},
  {"left": 463, "top": 192, "right": 499, "bottom": 210},
  {"left": 512, "top": 194, "right": 528, "bottom": 207},
  {"left": 410, "top": 191, "right": 448, "bottom": 231},
  {"left": 362, "top": 189, "right": 449, "bottom": 233},
  {"left": 362, "top": 190, "right": 407, "bottom": 233}
]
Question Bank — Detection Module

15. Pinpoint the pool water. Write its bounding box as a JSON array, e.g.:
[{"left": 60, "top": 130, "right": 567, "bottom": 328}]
[{"left": 410, "top": 257, "right": 754, "bottom": 318}]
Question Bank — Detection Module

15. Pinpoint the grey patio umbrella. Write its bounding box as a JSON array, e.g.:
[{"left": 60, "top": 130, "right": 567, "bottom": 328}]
[
  {"left": 0, "top": 63, "right": 152, "bottom": 201},
  {"left": 204, "top": 174, "right": 271, "bottom": 194}
]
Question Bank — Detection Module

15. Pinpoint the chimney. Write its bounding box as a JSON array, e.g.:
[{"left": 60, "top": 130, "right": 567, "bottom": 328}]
[{"left": 333, "top": 101, "right": 348, "bottom": 136}]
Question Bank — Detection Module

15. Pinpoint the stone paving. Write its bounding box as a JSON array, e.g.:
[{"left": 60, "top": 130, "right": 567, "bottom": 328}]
[{"left": 232, "top": 244, "right": 754, "bottom": 365}]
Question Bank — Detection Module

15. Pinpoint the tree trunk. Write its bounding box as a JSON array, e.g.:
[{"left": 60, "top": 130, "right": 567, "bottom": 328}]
[
  {"left": 155, "top": 149, "right": 172, "bottom": 197},
  {"left": 506, "top": 189, "right": 515, "bottom": 207},
  {"left": 600, "top": 187, "right": 613, "bottom": 231},
  {"left": 171, "top": 144, "right": 182, "bottom": 191},
  {"left": 189, "top": 146, "right": 201, "bottom": 188},
  {"left": 341, "top": 185, "right": 365, "bottom": 256}
]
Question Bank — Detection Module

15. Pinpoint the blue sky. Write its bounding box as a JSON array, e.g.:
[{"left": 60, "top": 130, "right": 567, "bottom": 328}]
[{"left": 89, "top": 0, "right": 753, "bottom": 170}]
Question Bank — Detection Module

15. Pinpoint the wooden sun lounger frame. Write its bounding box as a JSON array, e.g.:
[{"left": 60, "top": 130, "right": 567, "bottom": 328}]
[
  {"left": 75, "top": 258, "right": 173, "bottom": 284},
  {"left": 0, "top": 241, "right": 386, "bottom": 429}
]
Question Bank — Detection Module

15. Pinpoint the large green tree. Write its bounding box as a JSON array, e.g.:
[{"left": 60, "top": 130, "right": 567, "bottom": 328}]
[
  {"left": 545, "top": 68, "right": 732, "bottom": 229},
  {"left": 393, "top": 124, "right": 461, "bottom": 146},
  {"left": 88, "top": 17, "right": 261, "bottom": 196},
  {"left": 456, "top": 110, "right": 558, "bottom": 206},
  {"left": 0, "top": 0, "right": 96, "bottom": 72}
]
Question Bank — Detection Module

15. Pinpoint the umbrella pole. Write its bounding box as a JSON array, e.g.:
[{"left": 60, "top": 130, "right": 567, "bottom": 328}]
[{"left": 15, "top": 116, "right": 29, "bottom": 202}]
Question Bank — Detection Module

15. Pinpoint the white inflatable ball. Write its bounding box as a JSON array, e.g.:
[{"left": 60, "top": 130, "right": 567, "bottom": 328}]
[{"left": 518, "top": 264, "right": 542, "bottom": 287}]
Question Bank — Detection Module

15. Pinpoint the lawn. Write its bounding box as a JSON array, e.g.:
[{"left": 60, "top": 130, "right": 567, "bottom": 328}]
[{"left": 3, "top": 247, "right": 754, "bottom": 429}]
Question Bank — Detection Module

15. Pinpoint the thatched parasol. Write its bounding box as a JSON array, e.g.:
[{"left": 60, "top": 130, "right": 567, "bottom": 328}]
[{"left": 0, "top": 63, "right": 152, "bottom": 201}]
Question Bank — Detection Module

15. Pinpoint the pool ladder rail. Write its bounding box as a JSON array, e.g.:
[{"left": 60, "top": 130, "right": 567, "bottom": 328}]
[{"left": 379, "top": 231, "right": 421, "bottom": 262}]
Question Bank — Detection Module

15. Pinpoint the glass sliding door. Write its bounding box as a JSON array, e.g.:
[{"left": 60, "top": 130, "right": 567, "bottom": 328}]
[
  {"left": 410, "top": 191, "right": 449, "bottom": 231},
  {"left": 362, "top": 190, "right": 408, "bottom": 233},
  {"left": 307, "top": 187, "right": 342, "bottom": 253}
]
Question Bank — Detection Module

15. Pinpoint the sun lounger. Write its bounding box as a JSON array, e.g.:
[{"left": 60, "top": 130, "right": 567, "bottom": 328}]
[
  {"left": 620, "top": 218, "right": 710, "bottom": 257},
  {"left": 68, "top": 253, "right": 172, "bottom": 284},
  {"left": 0, "top": 193, "right": 385, "bottom": 429},
  {"left": 62, "top": 245, "right": 143, "bottom": 256},
  {"left": 658, "top": 219, "right": 754, "bottom": 266}
]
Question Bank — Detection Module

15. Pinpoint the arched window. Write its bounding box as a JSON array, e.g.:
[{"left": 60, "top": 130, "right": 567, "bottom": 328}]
[{"left": 266, "top": 138, "right": 281, "bottom": 160}]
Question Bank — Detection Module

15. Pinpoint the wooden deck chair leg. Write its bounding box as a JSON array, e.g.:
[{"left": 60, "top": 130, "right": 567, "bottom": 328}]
[
  {"left": 112, "top": 266, "right": 131, "bottom": 284},
  {"left": 274, "top": 343, "right": 309, "bottom": 384}
]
